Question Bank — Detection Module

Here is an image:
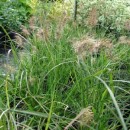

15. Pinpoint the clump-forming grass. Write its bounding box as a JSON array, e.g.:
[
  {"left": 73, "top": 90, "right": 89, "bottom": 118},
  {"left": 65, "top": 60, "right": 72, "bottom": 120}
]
[{"left": 0, "top": 1, "right": 130, "bottom": 130}]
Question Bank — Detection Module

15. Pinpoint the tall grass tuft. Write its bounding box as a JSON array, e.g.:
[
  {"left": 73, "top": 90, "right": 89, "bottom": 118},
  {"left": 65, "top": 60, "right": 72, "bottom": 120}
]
[{"left": 0, "top": 1, "right": 130, "bottom": 130}]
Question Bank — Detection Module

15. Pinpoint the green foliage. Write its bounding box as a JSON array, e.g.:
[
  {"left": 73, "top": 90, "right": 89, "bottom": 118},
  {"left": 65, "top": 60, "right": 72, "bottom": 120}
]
[
  {"left": 0, "top": 0, "right": 38, "bottom": 31},
  {"left": 38, "top": 0, "right": 74, "bottom": 21},
  {"left": 0, "top": 1, "right": 130, "bottom": 130},
  {"left": 77, "top": 0, "right": 130, "bottom": 37},
  {"left": 19, "top": 0, "right": 38, "bottom": 13},
  {"left": 0, "top": 22, "right": 130, "bottom": 129}
]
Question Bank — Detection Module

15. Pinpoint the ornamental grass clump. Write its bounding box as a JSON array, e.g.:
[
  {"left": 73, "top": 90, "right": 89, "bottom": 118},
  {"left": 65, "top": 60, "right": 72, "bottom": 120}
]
[{"left": 71, "top": 35, "right": 113, "bottom": 60}]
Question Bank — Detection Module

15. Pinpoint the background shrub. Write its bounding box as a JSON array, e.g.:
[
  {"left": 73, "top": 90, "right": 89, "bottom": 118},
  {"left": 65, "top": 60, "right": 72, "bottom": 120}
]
[
  {"left": 0, "top": 0, "right": 38, "bottom": 31},
  {"left": 77, "top": 0, "right": 130, "bottom": 37}
]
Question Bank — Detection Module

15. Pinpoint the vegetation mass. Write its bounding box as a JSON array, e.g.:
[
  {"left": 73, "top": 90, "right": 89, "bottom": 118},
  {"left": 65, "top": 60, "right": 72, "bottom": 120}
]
[{"left": 0, "top": 0, "right": 130, "bottom": 130}]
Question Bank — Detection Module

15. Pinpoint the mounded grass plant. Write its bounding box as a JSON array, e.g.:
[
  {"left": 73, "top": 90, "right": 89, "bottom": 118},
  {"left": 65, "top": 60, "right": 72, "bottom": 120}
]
[
  {"left": 0, "top": 1, "right": 130, "bottom": 130},
  {"left": 0, "top": 22, "right": 130, "bottom": 129}
]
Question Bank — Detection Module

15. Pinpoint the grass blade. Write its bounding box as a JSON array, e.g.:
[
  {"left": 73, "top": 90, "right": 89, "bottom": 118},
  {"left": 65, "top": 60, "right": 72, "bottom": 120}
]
[{"left": 96, "top": 76, "right": 127, "bottom": 130}]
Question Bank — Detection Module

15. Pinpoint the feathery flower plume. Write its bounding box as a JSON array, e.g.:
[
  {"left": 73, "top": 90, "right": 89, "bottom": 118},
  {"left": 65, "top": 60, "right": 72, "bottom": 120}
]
[
  {"left": 87, "top": 7, "right": 98, "bottom": 27},
  {"left": 64, "top": 106, "right": 94, "bottom": 130}
]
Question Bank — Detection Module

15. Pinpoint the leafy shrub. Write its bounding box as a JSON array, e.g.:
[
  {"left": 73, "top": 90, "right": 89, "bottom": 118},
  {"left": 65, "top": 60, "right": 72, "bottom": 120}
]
[
  {"left": 38, "top": 0, "right": 74, "bottom": 21},
  {"left": 49, "top": 0, "right": 74, "bottom": 19},
  {"left": 0, "top": 0, "right": 38, "bottom": 31},
  {"left": 77, "top": 0, "right": 130, "bottom": 37},
  {"left": 19, "top": 0, "right": 38, "bottom": 14}
]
